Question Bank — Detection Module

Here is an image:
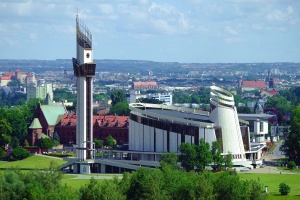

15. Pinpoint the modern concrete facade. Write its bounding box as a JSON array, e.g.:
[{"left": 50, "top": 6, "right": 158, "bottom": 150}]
[
  {"left": 128, "top": 86, "right": 265, "bottom": 168},
  {"left": 72, "top": 15, "right": 96, "bottom": 161},
  {"left": 238, "top": 114, "right": 273, "bottom": 145}
]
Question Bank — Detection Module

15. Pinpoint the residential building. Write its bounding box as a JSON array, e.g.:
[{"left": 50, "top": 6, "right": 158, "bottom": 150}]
[{"left": 26, "top": 83, "right": 53, "bottom": 100}]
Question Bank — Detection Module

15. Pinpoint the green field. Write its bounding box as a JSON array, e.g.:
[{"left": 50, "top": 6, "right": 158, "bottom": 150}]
[
  {"left": 239, "top": 173, "right": 300, "bottom": 200},
  {"left": 0, "top": 155, "right": 67, "bottom": 170},
  {"left": 1, "top": 156, "right": 299, "bottom": 200}
]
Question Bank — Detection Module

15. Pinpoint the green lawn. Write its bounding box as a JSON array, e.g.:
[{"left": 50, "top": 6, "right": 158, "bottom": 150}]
[
  {"left": 239, "top": 173, "right": 300, "bottom": 200},
  {"left": 2, "top": 156, "right": 299, "bottom": 200},
  {"left": 0, "top": 155, "right": 67, "bottom": 170}
]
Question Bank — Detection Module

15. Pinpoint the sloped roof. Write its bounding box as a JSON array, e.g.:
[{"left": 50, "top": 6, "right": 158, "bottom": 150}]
[
  {"left": 29, "top": 118, "right": 42, "bottom": 129},
  {"left": 265, "top": 90, "right": 279, "bottom": 95},
  {"left": 133, "top": 82, "right": 157, "bottom": 87},
  {"left": 242, "top": 80, "right": 266, "bottom": 88},
  {"left": 57, "top": 114, "right": 129, "bottom": 128},
  {"left": 41, "top": 105, "right": 67, "bottom": 126},
  {"left": 0, "top": 76, "right": 11, "bottom": 80}
]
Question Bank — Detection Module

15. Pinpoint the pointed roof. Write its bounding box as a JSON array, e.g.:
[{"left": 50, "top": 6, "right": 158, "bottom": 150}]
[
  {"left": 40, "top": 105, "right": 67, "bottom": 126},
  {"left": 43, "top": 93, "right": 53, "bottom": 105},
  {"left": 28, "top": 118, "right": 42, "bottom": 129}
]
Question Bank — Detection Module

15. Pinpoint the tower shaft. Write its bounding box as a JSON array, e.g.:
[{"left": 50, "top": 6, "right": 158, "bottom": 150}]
[{"left": 72, "top": 16, "right": 96, "bottom": 160}]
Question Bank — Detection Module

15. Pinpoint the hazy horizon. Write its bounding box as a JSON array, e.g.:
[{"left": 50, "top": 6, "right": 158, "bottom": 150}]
[{"left": 1, "top": 0, "right": 300, "bottom": 63}]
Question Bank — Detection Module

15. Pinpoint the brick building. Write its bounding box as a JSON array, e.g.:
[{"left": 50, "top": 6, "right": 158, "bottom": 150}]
[
  {"left": 55, "top": 114, "right": 129, "bottom": 146},
  {"left": 28, "top": 97, "right": 129, "bottom": 146},
  {"left": 133, "top": 81, "right": 158, "bottom": 90}
]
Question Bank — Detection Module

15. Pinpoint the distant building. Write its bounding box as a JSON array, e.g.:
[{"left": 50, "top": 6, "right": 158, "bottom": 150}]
[
  {"left": 238, "top": 114, "right": 274, "bottom": 145},
  {"left": 133, "top": 81, "right": 158, "bottom": 90},
  {"left": 242, "top": 80, "right": 266, "bottom": 91},
  {"left": 0, "top": 75, "right": 12, "bottom": 86},
  {"left": 146, "top": 93, "right": 173, "bottom": 105},
  {"left": 260, "top": 89, "right": 279, "bottom": 98},
  {"left": 25, "top": 72, "right": 37, "bottom": 86},
  {"left": 26, "top": 83, "right": 53, "bottom": 101},
  {"left": 128, "top": 90, "right": 173, "bottom": 105}
]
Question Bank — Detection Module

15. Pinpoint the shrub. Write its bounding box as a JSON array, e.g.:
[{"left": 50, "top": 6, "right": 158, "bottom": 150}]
[
  {"left": 10, "top": 148, "right": 31, "bottom": 161},
  {"left": 287, "top": 161, "right": 296, "bottom": 170},
  {"left": 279, "top": 182, "right": 290, "bottom": 195},
  {"left": 24, "top": 146, "right": 40, "bottom": 149}
]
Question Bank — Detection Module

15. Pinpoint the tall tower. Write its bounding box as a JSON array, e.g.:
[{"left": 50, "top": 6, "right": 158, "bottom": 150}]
[
  {"left": 72, "top": 15, "right": 96, "bottom": 161},
  {"left": 209, "top": 86, "right": 246, "bottom": 162}
]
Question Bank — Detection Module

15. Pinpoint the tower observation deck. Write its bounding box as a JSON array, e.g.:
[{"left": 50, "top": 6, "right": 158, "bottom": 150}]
[{"left": 72, "top": 15, "right": 96, "bottom": 162}]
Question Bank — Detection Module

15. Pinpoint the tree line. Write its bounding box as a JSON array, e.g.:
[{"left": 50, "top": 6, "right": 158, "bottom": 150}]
[{"left": 0, "top": 160, "right": 267, "bottom": 200}]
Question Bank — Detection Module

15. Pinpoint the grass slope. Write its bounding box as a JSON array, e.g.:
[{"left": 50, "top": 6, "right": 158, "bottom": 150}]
[
  {"left": 239, "top": 173, "right": 300, "bottom": 200},
  {"left": 0, "top": 155, "right": 67, "bottom": 169}
]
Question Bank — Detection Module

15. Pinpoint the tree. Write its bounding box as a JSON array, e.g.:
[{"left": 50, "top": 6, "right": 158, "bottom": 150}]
[
  {"left": 53, "top": 132, "right": 60, "bottom": 143},
  {"left": 279, "top": 182, "right": 291, "bottom": 195},
  {"left": 211, "top": 140, "right": 223, "bottom": 171},
  {"left": 110, "top": 89, "right": 127, "bottom": 107},
  {"left": 10, "top": 136, "right": 20, "bottom": 148},
  {"left": 106, "top": 134, "right": 117, "bottom": 147},
  {"left": 160, "top": 152, "right": 179, "bottom": 170},
  {"left": 7, "top": 107, "right": 28, "bottom": 143},
  {"left": 23, "top": 139, "right": 29, "bottom": 147},
  {"left": 79, "top": 177, "right": 125, "bottom": 200},
  {"left": 283, "top": 106, "right": 300, "bottom": 164},
  {"left": 190, "top": 94, "right": 200, "bottom": 104},
  {"left": 0, "top": 119, "right": 12, "bottom": 147},
  {"left": 110, "top": 101, "right": 130, "bottom": 116},
  {"left": 126, "top": 168, "right": 167, "bottom": 200},
  {"left": 94, "top": 139, "right": 103, "bottom": 149},
  {"left": 264, "top": 96, "right": 292, "bottom": 124},
  {"left": 10, "top": 147, "right": 31, "bottom": 161},
  {"left": 287, "top": 161, "right": 296, "bottom": 170},
  {"left": 194, "top": 138, "right": 212, "bottom": 172},
  {"left": 179, "top": 142, "right": 196, "bottom": 172},
  {"left": 223, "top": 152, "right": 233, "bottom": 170},
  {"left": 40, "top": 138, "right": 53, "bottom": 149}
]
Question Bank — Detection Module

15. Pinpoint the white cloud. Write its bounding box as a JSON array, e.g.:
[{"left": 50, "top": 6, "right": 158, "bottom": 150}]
[{"left": 225, "top": 26, "right": 238, "bottom": 35}]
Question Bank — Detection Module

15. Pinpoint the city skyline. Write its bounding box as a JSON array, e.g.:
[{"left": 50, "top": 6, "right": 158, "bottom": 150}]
[{"left": 0, "top": 0, "right": 300, "bottom": 63}]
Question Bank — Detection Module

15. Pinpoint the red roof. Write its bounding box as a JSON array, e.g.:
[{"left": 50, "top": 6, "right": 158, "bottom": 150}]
[
  {"left": 242, "top": 80, "right": 266, "bottom": 88},
  {"left": 3, "top": 72, "right": 14, "bottom": 76},
  {"left": 57, "top": 114, "right": 128, "bottom": 128},
  {"left": 266, "top": 90, "right": 279, "bottom": 95},
  {"left": 273, "top": 78, "right": 279, "bottom": 83},
  {"left": 0, "top": 76, "right": 12, "bottom": 80},
  {"left": 133, "top": 82, "right": 157, "bottom": 87}
]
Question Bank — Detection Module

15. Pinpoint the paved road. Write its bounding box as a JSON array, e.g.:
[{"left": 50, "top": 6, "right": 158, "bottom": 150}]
[
  {"left": 239, "top": 166, "right": 296, "bottom": 174},
  {"left": 272, "top": 140, "right": 285, "bottom": 158}
]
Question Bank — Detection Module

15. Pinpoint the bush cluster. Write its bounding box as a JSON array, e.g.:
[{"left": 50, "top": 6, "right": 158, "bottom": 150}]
[
  {"left": 10, "top": 148, "right": 31, "bottom": 161},
  {"left": 44, "top": 152, "right": 75, "bottom": 157}
]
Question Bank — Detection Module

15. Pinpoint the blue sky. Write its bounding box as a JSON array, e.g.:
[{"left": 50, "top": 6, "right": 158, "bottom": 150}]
[{"left": 0, "top": 0, "right": 299, "bottom": 63}]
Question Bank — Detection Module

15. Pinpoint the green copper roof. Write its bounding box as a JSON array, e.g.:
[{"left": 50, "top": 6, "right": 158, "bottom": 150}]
[
  {"left": 29, "top": 118, "right": 42, "bottom": 129},
  {"left": 40, "top": 105, "right": 67, "bottom": 126}
]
